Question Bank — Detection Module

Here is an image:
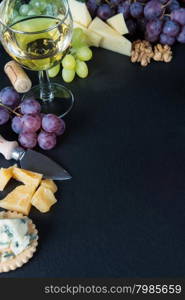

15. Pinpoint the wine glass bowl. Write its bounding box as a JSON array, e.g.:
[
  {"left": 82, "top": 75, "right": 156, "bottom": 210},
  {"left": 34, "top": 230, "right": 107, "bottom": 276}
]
[{"left": 0, "top": 0, "right": 74, "bottom": 117}]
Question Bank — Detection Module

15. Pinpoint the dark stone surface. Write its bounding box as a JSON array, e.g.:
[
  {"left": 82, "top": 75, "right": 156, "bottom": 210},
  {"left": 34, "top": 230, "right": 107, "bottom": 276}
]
[{"left": 0, "top": 44, "right": 185, "bottom": 278}]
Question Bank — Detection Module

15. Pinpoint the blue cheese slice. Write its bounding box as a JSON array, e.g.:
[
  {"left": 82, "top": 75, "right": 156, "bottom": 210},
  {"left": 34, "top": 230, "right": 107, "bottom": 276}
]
[
  {"left": 0, "top": 218, "right": 31, "bottom": 259},
  {"left": 1, "top": 251, "right": 15, "bottom": 263}
]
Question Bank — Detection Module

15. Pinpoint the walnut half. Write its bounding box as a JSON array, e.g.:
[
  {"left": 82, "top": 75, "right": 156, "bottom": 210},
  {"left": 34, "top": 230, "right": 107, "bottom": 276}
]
[
  {"left": 153, "top": 44, "right": 173, "bottom": 63},
  {"left": 131, "top": 40, "right": 154, "bottom": 67}
]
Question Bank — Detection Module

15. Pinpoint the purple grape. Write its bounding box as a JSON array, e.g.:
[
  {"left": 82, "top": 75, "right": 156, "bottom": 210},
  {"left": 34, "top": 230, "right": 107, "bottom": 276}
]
[
  {"left": 137, "top": 17, "right": 147, "bottom": 32},
  {"left": 167, "top": 0, "right": 180, "bottom": 13},
  {"left": 118, "top": 1, "right": 130, "bottom": 19},
  {"left": 159, "top": 0, "right": 169, "bottom": 3},
  {"left": 160, "top": 33, "right": 175, "bottom": 45},
  {"left": 0, "top": 107, "right": 9, "bottom": 125},
  {"left": 163, "top": 20, "right": 180, "bottom": 37},
  {"left": 145, "top": 31, "right": 159, "bottom": 42},
  {"left": 130, "top": 2, "right": 143, "bottom": 18},
  {"left": 146, "top": 19, "right": 163, "bottom": 36},
  {"left": 171, "top": 8, "right": 185, "bottom": 25},
  {"left": 126, "top": 19, "right": 137, "bottom": 35},
  {"left": 177, "top": 25, "right": 185, "bottom": 43},
  {"left": 97, "top": 4, "right": 114, "bottom": 20},
  {"left": 22, "top": 114, "right": 41, "bottom": 133},
  {"left": 38, "top": 131, "right": 56, "bottom": 150},
  {"left": 163, "top": 15, "right": 170, "bottom": 22},
  {"left": 110, "top": 0, "right": 121, "bottom": 6},
  {"left": 0, "top": 87, "right": 20, "bottom": 108},
  {"left": 144, "top": 0, "right": 164, "bottom": 20},
  {"left": 11, "top": 116, "right": 23, "bottom": 134},
  {"left": 42, "top": 114, "right": 62, "bottom": 133},
  {"left": 19, "top": 132, "right": 37, "bottom": 149},
  {"left": 86, "top": 0, "right": 99, "bottom": 18},
  {"left": 20, "top": 97, "right": 41, "bottom": 115},
  {"left": 55, "top": 119, "right": 66, "bottom": 136}
]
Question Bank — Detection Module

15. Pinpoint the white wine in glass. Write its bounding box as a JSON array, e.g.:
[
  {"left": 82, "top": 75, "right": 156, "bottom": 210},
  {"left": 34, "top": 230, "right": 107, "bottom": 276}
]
[{"left": 0, "top": 0, "right": 74, "bottom": 117}]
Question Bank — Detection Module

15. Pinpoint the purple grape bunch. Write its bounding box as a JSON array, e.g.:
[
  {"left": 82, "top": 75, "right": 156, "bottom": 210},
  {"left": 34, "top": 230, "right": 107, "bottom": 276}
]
[
  {"left": 0, "top": 86, "right": 66, "bottom": 150},
  {"left": 85, "top": 0, "right": 185, "bottom": 45}
]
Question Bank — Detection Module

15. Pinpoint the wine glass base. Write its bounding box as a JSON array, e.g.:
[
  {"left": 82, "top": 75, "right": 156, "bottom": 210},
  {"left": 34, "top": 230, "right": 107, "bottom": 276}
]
[{"left": 22, "top": 83, "right": 74, "bottom": 118}]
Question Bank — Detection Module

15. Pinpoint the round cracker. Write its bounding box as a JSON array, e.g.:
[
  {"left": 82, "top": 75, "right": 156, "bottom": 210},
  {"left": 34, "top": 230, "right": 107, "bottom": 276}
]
[{"left": 0, "top": 211, "right": 38, "bottom": 273}]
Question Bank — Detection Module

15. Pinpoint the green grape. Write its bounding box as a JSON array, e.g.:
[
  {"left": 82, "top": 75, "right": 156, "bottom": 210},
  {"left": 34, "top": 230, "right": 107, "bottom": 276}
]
[
  {"left": 75, "top": 60, "right": 88, "bottom": 78},
  {"left": 76, "top": 46, "right": 93, "bottom": 61},
  {"left": 27, "top": 8, "right": 41, "bottom": 16},
  {"left": 48, "top": 64, "right": 60, "bottom": 78},
  {"left": 30, "top": 0, "right": 47, "bottom": 11},
  {"left": 62, "top": 54, "right": 76, "bottom": 70},
  {"left": 71, "top": 28, "right": 87, "bottom": 49},
  {"left": 62, "top": 69, "right": 75, "bottom": 83},
  {"left": 45, "top": 4, "right": 58, "bottom": 16},
  {"left": 12, "top": 10, "right": 19, "bottom": 18},
  {"left": 19, "top": 4, "right": 30, "bottom": 16}
]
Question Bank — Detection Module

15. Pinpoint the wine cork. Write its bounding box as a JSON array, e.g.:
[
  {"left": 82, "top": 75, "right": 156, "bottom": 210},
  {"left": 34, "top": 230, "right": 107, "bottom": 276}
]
[{"left": 4, "top": 61, "right": 32, "bottom": 93}]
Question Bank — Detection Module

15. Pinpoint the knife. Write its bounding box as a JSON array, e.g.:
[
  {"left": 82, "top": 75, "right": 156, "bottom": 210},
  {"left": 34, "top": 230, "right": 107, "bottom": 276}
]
[{"left": 0, "top": 134, "right": 71, "bottom": 180}]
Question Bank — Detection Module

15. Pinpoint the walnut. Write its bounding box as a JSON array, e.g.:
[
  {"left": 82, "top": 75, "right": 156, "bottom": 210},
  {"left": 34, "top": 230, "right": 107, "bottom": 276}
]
[
  {"left": 153, "top": 44, "right": 173, "bottom": 62},
  {"left": 131, "top": 40, "right": 154, "bottom": 67}
]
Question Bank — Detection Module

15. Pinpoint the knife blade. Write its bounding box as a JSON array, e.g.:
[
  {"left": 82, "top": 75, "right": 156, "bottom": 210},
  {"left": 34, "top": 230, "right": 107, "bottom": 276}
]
[{"left": 0, "top": 134, "right": 71, "bottom": 180}]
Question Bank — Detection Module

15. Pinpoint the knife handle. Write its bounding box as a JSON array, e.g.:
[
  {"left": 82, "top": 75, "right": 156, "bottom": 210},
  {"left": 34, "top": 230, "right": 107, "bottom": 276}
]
[{"left": 0, "top": 135, "right": 18, "bottom": 160}]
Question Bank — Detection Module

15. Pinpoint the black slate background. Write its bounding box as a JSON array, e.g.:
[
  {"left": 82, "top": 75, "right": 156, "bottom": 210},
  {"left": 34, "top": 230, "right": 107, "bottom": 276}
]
[{"left": 0, "top": 44, "right": 185, "bottom": 278}]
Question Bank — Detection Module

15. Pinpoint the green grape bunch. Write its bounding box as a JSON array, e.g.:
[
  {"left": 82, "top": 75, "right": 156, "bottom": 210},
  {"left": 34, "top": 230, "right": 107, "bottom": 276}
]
[{"left": 48, "top": 28, "right": 93, "bottom": 83}]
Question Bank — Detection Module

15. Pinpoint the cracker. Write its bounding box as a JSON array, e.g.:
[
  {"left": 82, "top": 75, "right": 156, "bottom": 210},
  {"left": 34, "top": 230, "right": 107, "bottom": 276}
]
[{"left": 0, "top": 211, "right": 38, "bottom": 273}]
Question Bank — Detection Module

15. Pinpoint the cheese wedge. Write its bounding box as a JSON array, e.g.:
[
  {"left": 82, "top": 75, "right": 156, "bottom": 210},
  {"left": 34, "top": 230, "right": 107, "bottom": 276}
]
[
  {"left": 13, "top": 167, "right": 42, "bottom": 188},
  {"left": 31, "top": 186, "right": 57, "bottom": 213},
  {"left": 88, "top": 17, "right": 121, "bottom": 38},
  {"left": 100, "top": 34, "right": 132, "bottom": 56},
  {"left": 41, "top": 179, "right": 58, "bottom": 194},
  {"left": 73, "top": 21, "right": 102, "bottom": 47},
  {"left": 88, "top": 17, "right": 131, "bottom": 56},
  {"left": 68, "top": 0, "right": 92, "bottom": 27},
  {"left": 0, "top": 185, "right": 36, "bottom": 215},
  {"left": 107, "top": 13, "right": 128, "bottom": 35},
  {"left": 0, "top": 166, "right": 13, "bottom": 191}
]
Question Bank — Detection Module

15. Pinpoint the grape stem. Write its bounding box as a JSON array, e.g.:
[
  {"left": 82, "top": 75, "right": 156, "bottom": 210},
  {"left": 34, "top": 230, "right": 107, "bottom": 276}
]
[
  {"left": 0, "top": 102, "right": 21, "bottom": 117},
  {"left": 162, "top": 0, "right": 172, "bottom": 8}
]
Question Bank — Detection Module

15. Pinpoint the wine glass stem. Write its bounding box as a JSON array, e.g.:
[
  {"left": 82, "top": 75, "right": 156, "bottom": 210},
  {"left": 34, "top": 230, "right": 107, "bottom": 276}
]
[{"left": 38, "top": 70, "right": 54, "bottom": 102}]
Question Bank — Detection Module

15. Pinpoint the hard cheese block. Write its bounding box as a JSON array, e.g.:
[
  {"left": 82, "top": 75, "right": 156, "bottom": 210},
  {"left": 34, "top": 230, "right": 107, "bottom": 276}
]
[
  {"left": 89, "top": 17, "right": 131, "bottom": 56},
  {"left": 13, "top": 167, "right": 42, "bottom": 188},
  {"left": 41, "top": 179, "right": 58, "bottom": 194},
  {"left": 68, "top": 0, "right": 92, "bottom": 27},
  {"left": 88, "top": 17, "right": 121, "bottom": 37},
  {"left": 0, "top": 166, "right": 13, "bottom": 191},
  {"left": 73, "top": 21, "right": 102, "bottom": 47},
  {"left": 31, "top": 186, "right": 57, "bottom": 213},
  {"left": 106, "top": 13, "right": 128, "bottom": 35},
  {"left": 0, "top": 185, "right": 36, "bottom": 215},
  {"left": 100, "top": 34, "right": 131, "bottom": 56}
]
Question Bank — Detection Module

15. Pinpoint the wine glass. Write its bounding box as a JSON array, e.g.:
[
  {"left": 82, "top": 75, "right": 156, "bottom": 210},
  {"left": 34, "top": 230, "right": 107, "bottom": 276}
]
[{"left": 0, "top": 0, "right": 74, "bottom": 117}]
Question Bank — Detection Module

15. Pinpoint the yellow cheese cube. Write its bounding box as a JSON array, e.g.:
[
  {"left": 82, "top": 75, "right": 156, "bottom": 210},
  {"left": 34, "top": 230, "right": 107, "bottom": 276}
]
[
  {"left": 0, "top": 185, "right": 36, "bottom": 215},
  {"left": 41, "top": 179, "right": 58, "bottom": 194},
  {"left": 0, "top": 166, "right": 13, "bottom": 191},
  {"left": 31, "top": 186, "right": 57, "bottom": 213},
  {"left": 13, "top": 167, "right": 42, "bottom": 188},
  {"left": 106, "top": 13, "right": 128, "bottom": 35}
]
